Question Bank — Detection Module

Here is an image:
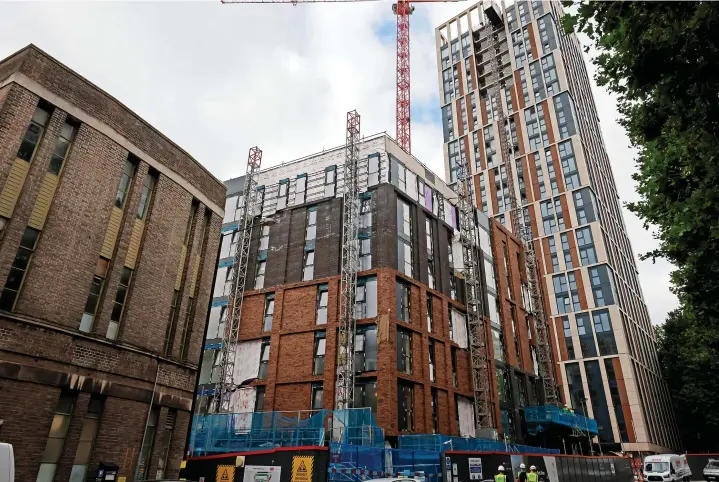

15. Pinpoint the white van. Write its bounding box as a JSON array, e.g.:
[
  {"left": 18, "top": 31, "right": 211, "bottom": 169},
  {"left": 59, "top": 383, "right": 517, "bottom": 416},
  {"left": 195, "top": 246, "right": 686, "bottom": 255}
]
[
  {"left": 643, "top": 455, "right": 692, "bottom": 482},
  {"left": 0, "top": 443, "right": 14, "bottom": 482}
]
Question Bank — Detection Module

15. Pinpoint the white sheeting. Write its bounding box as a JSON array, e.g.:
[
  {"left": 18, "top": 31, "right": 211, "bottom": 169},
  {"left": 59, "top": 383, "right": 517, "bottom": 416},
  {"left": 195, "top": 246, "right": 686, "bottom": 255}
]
[
  {"left": 233, "top": 340, "right": 263, "bottom": 385},
  {"left": 457, "top": 396, "right": 476, "bottom": 438},
  {"left": 231, "top": 387, "right": 257, "bottom": 432},
  {"left": 451, "top": 309, "right": 469, "bottom": 349}
]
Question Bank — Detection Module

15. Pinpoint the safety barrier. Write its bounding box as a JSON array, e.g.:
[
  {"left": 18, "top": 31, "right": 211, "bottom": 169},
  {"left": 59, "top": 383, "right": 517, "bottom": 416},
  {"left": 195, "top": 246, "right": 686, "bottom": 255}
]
[
  {"left": 398, "top": 434, "right": 560, "bottom": 454},
  {"left": 190, "top": 408, "right": 384, "bottom": 456},
  {"left": 524, "top": 405, "right": 599, "bottom": 435}
]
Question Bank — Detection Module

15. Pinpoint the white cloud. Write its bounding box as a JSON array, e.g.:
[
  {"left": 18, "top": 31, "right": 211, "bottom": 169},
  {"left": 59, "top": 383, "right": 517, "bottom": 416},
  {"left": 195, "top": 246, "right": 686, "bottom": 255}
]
[{"left": 0, "top": 1, "right": 676, "bottom": 324}]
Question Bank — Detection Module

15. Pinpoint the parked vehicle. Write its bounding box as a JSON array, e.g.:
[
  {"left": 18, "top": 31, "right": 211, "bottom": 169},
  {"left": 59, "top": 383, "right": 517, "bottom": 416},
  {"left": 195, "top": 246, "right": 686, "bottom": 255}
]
[
  {"left": 0, "top": 443, "right": 14, "bottom": 482},
  {"left": 704, "top": 459, "right": 719, "bottom": 482},
  {"left": 643, "top": 455, "right": 692, "bottom": 482}
]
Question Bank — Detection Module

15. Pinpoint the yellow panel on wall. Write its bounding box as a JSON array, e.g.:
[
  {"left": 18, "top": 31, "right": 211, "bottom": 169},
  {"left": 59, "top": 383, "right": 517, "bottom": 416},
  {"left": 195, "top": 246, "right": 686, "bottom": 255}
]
[
  {"left": 27, "top": 173, "right": 59, "bottom": 230},
  {"left": 124, "top": 219, "right": 145, "bottom": 269},
  {"left": 189, "top": 255, "right": 201, "bottom": 295},
  {"left": 0, "top": 158, "right": 31, "bottom": 218},
  {"left": 175, "top": 245, "right": 187, "bottom": 291},
  {"left": 100, "top": 207, "right": 123, "bottom": 259}
]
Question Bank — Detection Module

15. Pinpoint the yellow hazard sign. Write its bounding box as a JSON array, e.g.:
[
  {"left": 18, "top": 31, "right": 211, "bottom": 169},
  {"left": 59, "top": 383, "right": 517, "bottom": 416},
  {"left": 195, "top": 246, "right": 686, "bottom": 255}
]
[
  {"left": 292, "top": 456, "right": 314, "bottom": 482},
  {"left": 217, "top": 464, "right": 236, "bottom": 482}
]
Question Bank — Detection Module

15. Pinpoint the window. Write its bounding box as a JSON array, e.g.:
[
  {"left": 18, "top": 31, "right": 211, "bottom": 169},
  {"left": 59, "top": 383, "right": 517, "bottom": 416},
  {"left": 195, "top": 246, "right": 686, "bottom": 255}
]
[
  {"left": 311, "top": 383, "right": 323, "bottom": 410},
  {"left": 354, "top": 276, "right": 377, "bottom": 319},
  {"left": 547, "top": 236, "right": 559, "bottom": 272},
  {"left": 431, "top": 388, "right": 439, "bottom": 433},
  {"left": 554, "top": 92, "right": 577, "bottom": 139},
  {"left": 69, "top": 394, "right": 104, "bottom": 482},
  {"left": 36, "top": 390, "right": 75, "bottom": 482},
  {"left": 541, "top": 200, "right": 556, "bottom": 234},
  {"left": 426, "top": 218, "right": 435, "bottom": 289},
  {"left": 492, "top": 327, "right": 504, "bottom": 362},
  {"left": 355, "top": 325, "right": 377, "bottom": 372},
  {"left": 562, "top": 316, "right": 575, "bottom": 360},
  {"left": 576, "top": 312, "right": 597, "bottom": 357},
  {"left": 397, "top": 381, "right": 414, "bottom": 431},
  {"left": 106, "top": 267, "right": 133, "bottom": 340},
  {"left": 313, "top": 331, "right": 326, "bottom": 375},
  {"left": 565, "top": 362, "right": 586, "bottom": 415},
  {"left": 136, "top": 407, "right": 158, "bottom": 480},
  {"left": 428, "top": 339, "right": 436, "bottom": 382},
  {"left": 359, "top": 196, "right": 372, "bottom": 270},
  {"left": 368, "top": 153, "right": 380, "bottom": 186},
  {"left": 589, "top": 265, "right": 615, "bottom": 307},
  {"left": 303, "top": 250, "right": 315, "bottom": 281},
  {"left": 163, "top": 290, "right": 181, "bottom": 354},
  {"left": 576, "top": 227, "right": 597, "bottom": 265},
  {"left": 295, "top": 174, "right": 307, "bottom": 205},
  {"left": 426, "top": 294, "right": 433, "bottom": 332},
  {"left": 451, "top": 347, "right": 458, "bottom": 387},
  {"left": 17, "top": 104, "right": 51, "bottom": 162},
  {"left": 258, "top": 339, "right": 270, "bottom": 379},
  {"left": 324, "top": 166, "right": 336, "bottom": 197},
  {"left": 316, "top": 284, "right": 328, "bottom": 324},
  {"left": 354, "top": 379, "right": 378, "bottom": 416},
  {"left": 553, "top": 274, "right": 571, "bottom": 314},
  {"left": 48, "top": 121, "right": 77, "bottom": 175},
  {"left": 560, "top": 233, "right": 573, "bottom": 269},
  {"left": 593, "top": 309, "right": 618, "bottom": 355},
  {"left": 574, "top": 188, "right": 597, "bottom": 225},
  {"left": 396, "top": 280, "right": 411, "bottom": 323},
  {"left": 537, "top": 14, "right": 557, "bottom": 53},
  {"left": 254, "top": 260, "right": 266, "bottom": 289},
  {"left": 115, "top": 159, "right": 136, "bottom": 209},
  {"left": 555, "top": 197, "right": 566, "bottom": 231},
  {"left": 397, "top": 328, "right": 412, "bottom": 375},
  {"left": 558, "top": 140, "right": 580, "bottom": 190},
  {"left": 136, "top": 172, "right": 157, "bottom": 220},
  {"left": 397, "top": 199, "right": 413, "bottom": 277},
  {"left": 262, "top": 294, "right": 275, "bottom": 331},
  {"left": 584, "top": 360, "right": 614, "bottom": 442},
  {"left": 0, "top": 227, "right": 40, "bottom": 311},
  {"left": 305, "top": 206, "right": 317, "bottom": 246},
  {"left": 529, "top": 61, "right": 546, "bottom": 100},
  {"left": 79, "top": 258, "right": 109, "bottom": 332},
  {"left": 541, "top": 53, "right": 560, "bottom": 95},
  {"left": 258, "top": 225, "right": 270, "bottom": 253},
  {"left": 568, "top": 271, "right": 581, "bottom": 310},
  {"left": 496, "top": 367, "right": 508, "bottom": 403}
]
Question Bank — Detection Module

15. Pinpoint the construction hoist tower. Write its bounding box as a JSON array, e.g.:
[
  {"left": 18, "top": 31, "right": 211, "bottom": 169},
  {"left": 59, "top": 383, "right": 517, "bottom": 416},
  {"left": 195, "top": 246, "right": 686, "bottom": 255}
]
[
  {"left": 212, "top": 146, "right": 263, "bottom": 413},
  {"left": 483, "top": 2, "right": 558, "bottom": 406},
  {"left": 336, "top": 110, "right": 361, "bottom": 410}
]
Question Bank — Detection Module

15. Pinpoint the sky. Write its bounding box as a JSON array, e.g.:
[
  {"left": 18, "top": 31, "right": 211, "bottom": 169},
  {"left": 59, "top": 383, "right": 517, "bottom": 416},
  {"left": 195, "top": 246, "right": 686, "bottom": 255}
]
[{"left": 0, "top": 1, "right": 677, "bottom": 325}]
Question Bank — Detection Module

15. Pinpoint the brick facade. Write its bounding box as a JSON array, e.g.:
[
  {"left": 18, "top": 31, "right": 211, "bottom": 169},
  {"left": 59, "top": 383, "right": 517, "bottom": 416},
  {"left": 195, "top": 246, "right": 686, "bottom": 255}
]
[
  {"left": 210, "top": 164, "right": 551, "bottom": 442},
  {"left": 0, "top": 45, "right": 224, "bottom": 481}
]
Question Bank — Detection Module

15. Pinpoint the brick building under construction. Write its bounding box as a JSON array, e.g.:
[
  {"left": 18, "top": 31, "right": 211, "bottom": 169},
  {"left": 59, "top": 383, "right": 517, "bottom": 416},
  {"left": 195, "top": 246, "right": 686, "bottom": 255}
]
[{"left": 197, "top": 133, "right": 561, "bottom": 444}]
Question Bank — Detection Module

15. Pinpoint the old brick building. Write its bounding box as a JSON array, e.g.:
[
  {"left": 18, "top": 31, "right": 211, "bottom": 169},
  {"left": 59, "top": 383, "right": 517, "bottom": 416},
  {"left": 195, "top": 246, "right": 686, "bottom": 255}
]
[
  {"left": 0, "top": 45, "right": 225, "bottom": 481},
  {"left": 198, "top": 133, "right": 552, "bottom": 443}
]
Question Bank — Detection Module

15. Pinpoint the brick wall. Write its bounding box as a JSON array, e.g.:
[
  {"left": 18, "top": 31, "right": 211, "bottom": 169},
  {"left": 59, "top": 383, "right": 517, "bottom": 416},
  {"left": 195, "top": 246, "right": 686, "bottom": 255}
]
[{"left": 0, "top": 46, "right": 223, "bottom": 481}]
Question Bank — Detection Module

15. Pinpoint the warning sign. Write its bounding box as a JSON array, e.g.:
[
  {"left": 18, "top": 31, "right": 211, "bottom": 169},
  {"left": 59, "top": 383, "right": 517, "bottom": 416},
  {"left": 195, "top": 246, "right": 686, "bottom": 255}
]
[
  {"left": 292, "top": 456, "right": 314, "bottom": 482},
  {"left": 217, "top": 464, "right": 236, "bottom": 482}
]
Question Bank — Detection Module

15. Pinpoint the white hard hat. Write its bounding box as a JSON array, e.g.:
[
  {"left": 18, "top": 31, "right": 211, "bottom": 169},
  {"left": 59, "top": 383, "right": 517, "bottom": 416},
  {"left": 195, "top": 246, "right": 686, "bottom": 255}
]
[
  {"left": 520, "top": 464, "right": 526, "bottom": 469},
  {"left": 498, "top": 466, "right": 505, "bottom": 472},
  {"left": 530, "top": 466, "right": 537, "bottom": 471}
]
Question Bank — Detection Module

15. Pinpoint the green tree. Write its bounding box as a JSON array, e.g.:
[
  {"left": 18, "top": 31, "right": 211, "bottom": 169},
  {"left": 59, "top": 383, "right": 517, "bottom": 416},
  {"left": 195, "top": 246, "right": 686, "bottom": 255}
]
[{"left": 563, "top": 1, "right": 719, "bottom": 450}]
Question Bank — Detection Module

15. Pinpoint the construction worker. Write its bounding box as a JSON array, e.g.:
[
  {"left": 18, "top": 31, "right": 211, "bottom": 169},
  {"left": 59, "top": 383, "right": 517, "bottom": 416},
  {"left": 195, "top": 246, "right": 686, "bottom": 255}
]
[
  {"left": 517, "top": 463, "right": 528, "bottom": 482},
  {"left": 527, "top": 465, "right": 538, "bottom": 482},
  {"left": 495, "top": 465, "right": 507, "bottom": 482}
]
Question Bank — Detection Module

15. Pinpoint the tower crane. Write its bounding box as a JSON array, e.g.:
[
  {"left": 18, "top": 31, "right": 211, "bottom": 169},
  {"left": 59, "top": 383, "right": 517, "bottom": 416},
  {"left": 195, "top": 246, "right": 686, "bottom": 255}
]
[{"left": 221, "top": 0, "right": 463, "bottom": 155}]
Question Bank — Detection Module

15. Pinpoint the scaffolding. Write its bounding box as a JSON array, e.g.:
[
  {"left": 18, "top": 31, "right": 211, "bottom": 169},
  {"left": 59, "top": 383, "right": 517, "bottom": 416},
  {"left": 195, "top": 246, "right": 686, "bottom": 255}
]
[
  {"left": 212, "top": 147, "right": 263, "bottom": 412},
  {"left": 336, "top": 110, "right": 361, "bottom": 410},
  {"left": 483, "top": 2, "right": 558, "bottom": 407}
]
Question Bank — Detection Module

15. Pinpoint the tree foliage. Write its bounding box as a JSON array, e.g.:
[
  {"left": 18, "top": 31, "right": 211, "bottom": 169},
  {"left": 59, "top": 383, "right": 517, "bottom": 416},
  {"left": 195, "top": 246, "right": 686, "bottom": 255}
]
[{"left": 563, "top": 1, "right": 719, "bottom": 450}]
